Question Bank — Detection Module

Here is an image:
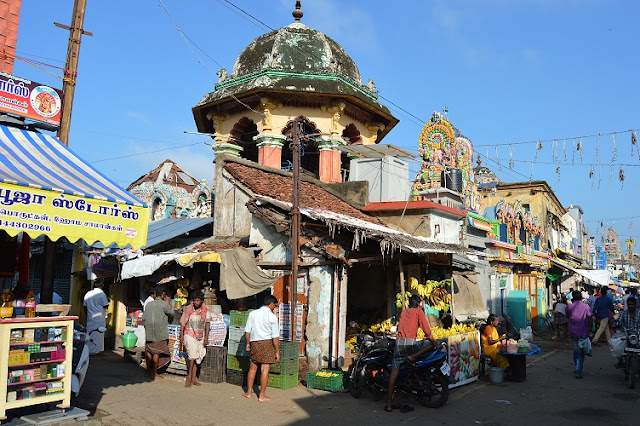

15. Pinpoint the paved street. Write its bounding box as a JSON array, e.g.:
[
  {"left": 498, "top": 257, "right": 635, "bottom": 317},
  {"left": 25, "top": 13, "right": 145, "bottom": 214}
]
[{"left": 50, "top": 340, "right": 635, "bottom": 426}]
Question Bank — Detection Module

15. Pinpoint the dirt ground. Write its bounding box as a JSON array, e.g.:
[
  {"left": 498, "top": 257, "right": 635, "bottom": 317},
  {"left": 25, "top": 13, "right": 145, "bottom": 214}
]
[{"left": 4, "top": 339, "right": 638, "bottom": 425}]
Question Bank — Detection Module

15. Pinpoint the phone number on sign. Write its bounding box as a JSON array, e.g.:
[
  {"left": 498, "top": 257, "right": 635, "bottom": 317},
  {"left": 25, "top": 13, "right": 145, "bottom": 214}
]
[{"left": 0, "top": 219, "right": 51, "bottom": 232}]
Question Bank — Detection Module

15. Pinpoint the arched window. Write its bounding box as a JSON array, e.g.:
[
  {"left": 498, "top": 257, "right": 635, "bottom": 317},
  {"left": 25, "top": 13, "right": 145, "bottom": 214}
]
[
  {"left": 230, "top": 117, "right": 259, "bottom": 162},
  {"left": 340, "top": 124, "right": 362, "bottom": 180},
  {"left": 281, "top": 116, "right": 320, "bottom": 177},
  {"left": 151, "top": 197, "right": 163, "bottom": 221}
]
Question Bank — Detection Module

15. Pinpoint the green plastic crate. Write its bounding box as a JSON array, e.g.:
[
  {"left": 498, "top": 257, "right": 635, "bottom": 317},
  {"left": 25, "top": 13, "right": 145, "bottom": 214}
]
[
  {"left": 226, "top": 355, "right": 250, "bottom": 371},
  {"left": 267, "top": 372, "right": 298, "bottom": 389},
  {"left": 269, "top": 358, "right": 299, "bottom": 374},
  {"left": 306, "top": 370, "right": 343, "bottom": 392},
  {"left": 230, "top": 310, "right": 254, "bottom": 327},
  {"left": 279, "top": 341, "right": 299, "bottom": 359}
]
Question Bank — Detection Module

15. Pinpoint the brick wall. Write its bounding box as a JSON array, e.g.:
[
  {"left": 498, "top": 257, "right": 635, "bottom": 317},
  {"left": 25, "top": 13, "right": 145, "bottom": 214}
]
[{"left": 0, "top": 0, "right": 22, "bottom": 74}]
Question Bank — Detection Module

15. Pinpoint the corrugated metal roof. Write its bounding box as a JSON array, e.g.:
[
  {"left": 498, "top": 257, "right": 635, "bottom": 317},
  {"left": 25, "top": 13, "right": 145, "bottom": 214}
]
[{"left": 145, "top": 217, "right": 213, "bottom": 249}]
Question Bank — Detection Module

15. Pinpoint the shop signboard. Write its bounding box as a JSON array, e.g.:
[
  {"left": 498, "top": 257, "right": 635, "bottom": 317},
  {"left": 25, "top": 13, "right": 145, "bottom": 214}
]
[
  {"left": 499, "top": 274, "right": 509, "bottom": 289},
  {"left": 0, "top": 182, "right": 149, "bottom": 250},
  {"left": 447, "top": 330, "right": 480, "bottom": 388},
  {"left": 0, "top": 72, "right": 63, "bottom": 126}
]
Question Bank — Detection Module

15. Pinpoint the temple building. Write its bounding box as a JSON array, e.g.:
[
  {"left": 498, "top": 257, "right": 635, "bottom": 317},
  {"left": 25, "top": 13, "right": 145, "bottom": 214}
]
[
  {"left": 127, "top": 159, "right": 212, "bottom": 221},
  {"left": 192, "top": 2, "right": 398, "bottom": 183}
]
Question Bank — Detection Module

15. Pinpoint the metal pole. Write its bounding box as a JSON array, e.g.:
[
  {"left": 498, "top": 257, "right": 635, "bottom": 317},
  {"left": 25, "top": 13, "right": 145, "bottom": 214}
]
[{"left": 290, "top": 118, "right": 301, "bottom": 344}]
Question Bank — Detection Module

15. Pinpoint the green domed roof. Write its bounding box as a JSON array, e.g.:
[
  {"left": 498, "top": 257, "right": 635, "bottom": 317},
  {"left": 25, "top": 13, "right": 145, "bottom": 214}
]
[{"left": 231, "top": 22, "right": 362, "bottom": 84}]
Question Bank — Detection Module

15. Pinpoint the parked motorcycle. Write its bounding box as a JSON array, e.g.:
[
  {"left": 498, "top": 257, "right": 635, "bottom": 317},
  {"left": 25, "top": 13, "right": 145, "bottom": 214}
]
[
  {"left": 347, "top": 324, "right": 450, "bottom": 408},
  {"left": 72, "top": 324, "right": 106, "bottom": 398},
  {"left": 619, "top": 326, "right": 640, "bottom": 389}
]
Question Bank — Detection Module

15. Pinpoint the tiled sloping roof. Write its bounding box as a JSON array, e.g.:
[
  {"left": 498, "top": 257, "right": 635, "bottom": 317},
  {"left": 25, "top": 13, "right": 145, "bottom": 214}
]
[{"left": 224, "top": 162, "right": 377, "bottom": 223}]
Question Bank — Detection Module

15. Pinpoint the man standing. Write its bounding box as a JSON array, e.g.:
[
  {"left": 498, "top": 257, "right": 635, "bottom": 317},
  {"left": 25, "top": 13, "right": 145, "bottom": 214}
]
[
  {"left": 566, "top": 290, "right": 593, "bottom": 379},
  {"left": 142, "top": 287, "right": 156, "bottom": 312},
  {"left": 83, "top": 280, "right": 110, "bottom": 355},
  {"left": 615, "top": 297, "right": 639, "bottom": 335},
  {"left": 180, "top": 291, "right": 211, "bottom": 388},
  {"left": 586, "top": 289, "right": 597, "bottom": 311},
  {"left": 592, "top": 286, "right": 615, "bottom": 346},
  {"left": 386, "top": 295, "right": 438, "bottom": 412},
  {"left": 143, "top": 286, "right": 173, "bottom": 379},
  {"left": 243, "top": 295, "right": 280, "bottom": 402},
  {"left": 624, "top": 288, "right": 638, "bottom": 311},
  {"left": 566, "top": 288, "right": 574, "bottom": 303}
]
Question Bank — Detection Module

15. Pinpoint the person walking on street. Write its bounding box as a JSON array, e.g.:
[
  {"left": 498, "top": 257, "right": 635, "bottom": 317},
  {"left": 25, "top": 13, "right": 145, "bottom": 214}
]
[
  {"left": 566, "top": 290, "right": 593, "bottom": 379},
  {"left": 592, "top": 286, "right": 615, "bottom": 346},
  {"left": 83, "top": 280, "right": 110, "bottom": 355},
  {"left": 180, "top": 291, "right": 212, "bottom": 388},
  {"left": 143, "top": 286, "right": 173, "bottom": 380},
  {"left": 552, "top": 296, "right": 569, "bottom": 341},
  {"left": 386, "top": 295, "right": 438, "bottom": 412},
  {"left": 243, "top": 295, "right": 280, "bottom": 402}
]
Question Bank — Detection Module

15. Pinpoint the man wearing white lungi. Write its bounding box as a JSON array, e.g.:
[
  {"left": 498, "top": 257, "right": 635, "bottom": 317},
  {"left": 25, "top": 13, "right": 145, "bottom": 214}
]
[{"left": 83, "top": 280, "right": 110, "bottom": 354}]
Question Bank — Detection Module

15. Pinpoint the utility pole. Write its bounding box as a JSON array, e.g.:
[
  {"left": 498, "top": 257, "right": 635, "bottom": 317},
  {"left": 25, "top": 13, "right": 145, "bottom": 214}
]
[
  {"left": 290, "top": 118, "right": 301, "bottom": 346},
  {"left": 41, "top": 0, "right": 91, "bottom": 304}
]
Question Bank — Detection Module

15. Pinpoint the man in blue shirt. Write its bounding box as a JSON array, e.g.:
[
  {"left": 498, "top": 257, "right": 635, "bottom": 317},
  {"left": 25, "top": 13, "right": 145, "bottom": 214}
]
[{"left": 592, "top": 286, "right": 615, "bottom": 346}]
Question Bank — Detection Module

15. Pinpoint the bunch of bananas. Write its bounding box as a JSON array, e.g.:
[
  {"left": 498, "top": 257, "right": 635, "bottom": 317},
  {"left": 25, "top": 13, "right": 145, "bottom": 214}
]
[
  {"left": 345, "top": 336, "right": 357, "bottom": 350},
  {"left": 369, "top": 319, "right": 394, "bottom": 334},
  {"left": 315, "top": 371, "right": 341, "bottom": 378},
  {"left": 431, "top": 324, "right": 477, "bottom": 339},
  {"left": 395, "top": 292, "right": 410, "bottom": 309},
  {"left": 409, "top": 278, "right": 452, "bottom": 312}
]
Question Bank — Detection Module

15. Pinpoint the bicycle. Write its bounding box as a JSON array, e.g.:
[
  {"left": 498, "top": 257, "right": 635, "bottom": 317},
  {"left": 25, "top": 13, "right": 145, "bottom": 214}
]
[{"left": 532, "top": 312, "right": 556, "bottom": 338}]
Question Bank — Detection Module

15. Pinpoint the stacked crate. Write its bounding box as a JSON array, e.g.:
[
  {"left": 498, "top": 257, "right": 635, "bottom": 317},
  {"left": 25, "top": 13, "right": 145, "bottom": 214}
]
[
  {"left": 268, "top": 341, "right": 299, "bottom": 389},
  {"left": 199, "top": 346, "right": 226, "bottom": 383},
  {"left": 226, "top": 310, "right": 251, "bottom": 386}
]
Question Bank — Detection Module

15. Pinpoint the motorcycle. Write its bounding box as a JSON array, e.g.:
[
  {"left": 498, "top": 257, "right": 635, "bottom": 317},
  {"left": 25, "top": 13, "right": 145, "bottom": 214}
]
[
  {"left": 619, "top": 326, "right": 640, "bottom": 389},
  {"left": 72, "top": 324, "right": 106, "bottom": 398},
  {"left": 347, "top": 324, "right": 450, "bottom": 408}
]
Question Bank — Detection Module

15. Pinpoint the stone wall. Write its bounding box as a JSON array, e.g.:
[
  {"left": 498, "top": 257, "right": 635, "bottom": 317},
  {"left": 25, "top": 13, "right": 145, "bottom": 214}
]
[{"left": 0, "top": 0, "right": 21, "bottom": 74}]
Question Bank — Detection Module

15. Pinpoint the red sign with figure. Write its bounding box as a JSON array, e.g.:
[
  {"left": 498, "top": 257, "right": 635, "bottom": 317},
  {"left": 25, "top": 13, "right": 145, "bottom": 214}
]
[{"left": 0, "top": 72, "right": 63, "bottom": 127}]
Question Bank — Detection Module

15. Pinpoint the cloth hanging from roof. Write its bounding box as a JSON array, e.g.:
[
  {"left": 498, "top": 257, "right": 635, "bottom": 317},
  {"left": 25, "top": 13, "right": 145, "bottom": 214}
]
[
  {"left": 546, "top": 266, "right": 564, "bottom": 281},
  {"left": 120, "top": 253, "right": 180, "bottom": 280},
  {"left": 0, "top": 124, "right": 148, "bottom": 248},
  {"left": 452, "top": 271, "right": 489, "bottom": 322},
  {"left": 550, "top": 258, "right": 610, "bottom": 287},
  {"left": 218, "top": 247, "right": 277, "bottom": 300}
]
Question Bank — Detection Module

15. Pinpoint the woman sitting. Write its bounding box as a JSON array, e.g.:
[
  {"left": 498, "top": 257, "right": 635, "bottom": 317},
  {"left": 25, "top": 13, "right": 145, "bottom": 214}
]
[{"left": 481, "top": 314, "right": 509, "bottom": 368}]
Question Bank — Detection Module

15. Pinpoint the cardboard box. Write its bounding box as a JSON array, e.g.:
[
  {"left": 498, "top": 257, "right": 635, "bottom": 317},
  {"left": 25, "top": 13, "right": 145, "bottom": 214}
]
[{"left": 24, "top": 329, "right": 35, "bottom": 343}]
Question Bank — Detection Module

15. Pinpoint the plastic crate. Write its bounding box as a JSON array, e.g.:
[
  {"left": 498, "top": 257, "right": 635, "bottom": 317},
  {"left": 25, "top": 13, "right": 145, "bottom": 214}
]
[
  {"left": 227, "top": 355, "right": 250, "bottom": 371},
  {"left": 230, "top": 310, "right": 254, "bottom": 327},
  {"left": 229, "top": 325, "right": 246, "bottom": 342},
  {"left": 267, "top": 372, "right": 298, "bottom": 389},
  {"left": 269, "top": 358, "right": 299, "bottom": 374},
  {"left": 226, "top": 369, "right": 247, "bottom": 387},
  {"left": 228, "top": 339, "right": 250, "bottom": 357},
  {"left": 306, "top": 370, "right": 343, "bottom": 392},
  {"left": 279, "top": 341, "right": 299, "bottom": 359}
]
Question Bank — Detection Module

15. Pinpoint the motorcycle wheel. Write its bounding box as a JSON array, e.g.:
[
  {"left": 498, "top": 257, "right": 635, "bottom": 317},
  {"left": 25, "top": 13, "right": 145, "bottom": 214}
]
[
  {"left": 629, "top": 356, "right": 638, "bottom": 390},
  {"left": 417, "top": 372, "right": 449, "bottom": 408},
  {"left": 348, "top": 364, "right": 363, "bottom": 398}
]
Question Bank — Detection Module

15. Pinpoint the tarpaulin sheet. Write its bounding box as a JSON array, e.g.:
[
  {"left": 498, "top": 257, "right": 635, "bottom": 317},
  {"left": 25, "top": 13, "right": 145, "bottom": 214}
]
[
  {"left": 219, "top": 247, "right": 277, "bottom": 300},
  {"left": 452, "top": 271, "right": 489, "bottom": 322}
]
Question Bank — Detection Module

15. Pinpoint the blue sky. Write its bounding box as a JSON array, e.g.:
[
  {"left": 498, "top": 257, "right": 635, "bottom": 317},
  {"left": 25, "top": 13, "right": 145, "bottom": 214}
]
[{"left": 12, "top": 0, "right": 640, "bottom": 249}]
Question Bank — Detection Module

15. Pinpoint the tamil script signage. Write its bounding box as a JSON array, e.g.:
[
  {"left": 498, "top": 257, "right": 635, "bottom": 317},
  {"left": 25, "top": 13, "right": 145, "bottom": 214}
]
[
  {"left": 0, "top": 182, "right": 148, "bottom": 249},
  {"left": 0, "top": 72, "right": 63, "bottom": 127}
]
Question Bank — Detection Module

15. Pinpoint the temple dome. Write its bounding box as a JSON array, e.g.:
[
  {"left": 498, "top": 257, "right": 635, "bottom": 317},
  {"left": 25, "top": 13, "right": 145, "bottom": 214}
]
[{"left": 231, "top": 22, "right": 362, "bottom": 85}]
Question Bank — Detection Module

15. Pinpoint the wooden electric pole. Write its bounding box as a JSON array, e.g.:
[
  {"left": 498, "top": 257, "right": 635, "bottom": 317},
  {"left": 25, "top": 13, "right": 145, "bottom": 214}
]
[
  {"left": 41, "top": 0, "right": 91, "bottom": 304},
  {"left": 290, "top": 119, "right": 301, "bottom": 345}
]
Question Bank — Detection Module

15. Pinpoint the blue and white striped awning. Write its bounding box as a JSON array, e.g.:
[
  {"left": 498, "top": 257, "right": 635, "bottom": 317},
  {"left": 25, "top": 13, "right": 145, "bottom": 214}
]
[{"left": 0, "top": 124, "right": 146, "bottom": 207}]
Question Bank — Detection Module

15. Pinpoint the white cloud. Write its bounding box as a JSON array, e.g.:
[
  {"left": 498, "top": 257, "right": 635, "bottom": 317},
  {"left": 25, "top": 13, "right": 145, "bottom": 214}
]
[{"left": 126, "top": 110, "right": 153, "bottom": 126}]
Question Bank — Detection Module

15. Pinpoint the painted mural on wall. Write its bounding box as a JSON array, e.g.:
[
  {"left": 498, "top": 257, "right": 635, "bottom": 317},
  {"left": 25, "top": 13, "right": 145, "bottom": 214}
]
[
  {"left": 127, "top": 160, "right": 212, "bottom": 221},
  {"left": 495, "top": 199, "right": 545, "bottom": 250},
  {"left": 412, "top": 112, "right": 481, "bottom": 213},
  {"left": 603, "top": 227, "right": 622, "bottom": 261}
]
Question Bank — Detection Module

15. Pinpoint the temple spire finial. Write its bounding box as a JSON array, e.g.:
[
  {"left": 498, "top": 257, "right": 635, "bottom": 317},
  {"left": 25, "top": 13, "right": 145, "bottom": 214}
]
[{"left": 292, "top": 1, "right": 303, "bottom": 22}]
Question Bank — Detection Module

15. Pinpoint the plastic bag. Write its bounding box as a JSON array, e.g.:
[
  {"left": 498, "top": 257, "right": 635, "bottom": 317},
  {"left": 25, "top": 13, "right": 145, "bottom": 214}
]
[
  {"left": 609, "top": 333, "right": 626, "bottom": 358},
  {"left": 579, "top": 337, "right": 592, "bottom": 357},
  {"left": 520, "top": 327, "right": 533, "bottom": 342}
]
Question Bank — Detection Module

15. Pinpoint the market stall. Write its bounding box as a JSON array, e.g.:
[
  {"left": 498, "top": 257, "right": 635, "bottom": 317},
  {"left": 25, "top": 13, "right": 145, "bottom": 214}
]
[{"left": 0, "top": 316, "right": 76, "bottom": 420}]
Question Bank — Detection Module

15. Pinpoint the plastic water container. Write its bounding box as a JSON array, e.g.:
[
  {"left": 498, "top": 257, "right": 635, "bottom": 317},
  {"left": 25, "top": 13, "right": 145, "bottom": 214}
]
[{"left": 488, "top": 367, "right": 505, "bottom": 384}]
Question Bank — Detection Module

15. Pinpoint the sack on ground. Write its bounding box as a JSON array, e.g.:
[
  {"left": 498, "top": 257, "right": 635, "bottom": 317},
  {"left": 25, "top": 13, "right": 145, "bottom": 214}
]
[
  {"left": 609, "top": 333, "right": 626, "bottom": 358},
  {"left": 578, "top": 337, "right": 592, "bottom": 357}
]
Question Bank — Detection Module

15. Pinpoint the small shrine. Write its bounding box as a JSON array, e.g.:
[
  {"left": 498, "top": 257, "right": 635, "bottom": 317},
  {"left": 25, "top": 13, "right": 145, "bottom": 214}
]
[
  {"left": 412, "top": 112, "right": 481, "bottom": 213},
  {"left": 603, "top": 227, "right": 622, "bottom": 261},
  {"left": 127, "top": 160, "right": 212, "bottom": 221}
]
